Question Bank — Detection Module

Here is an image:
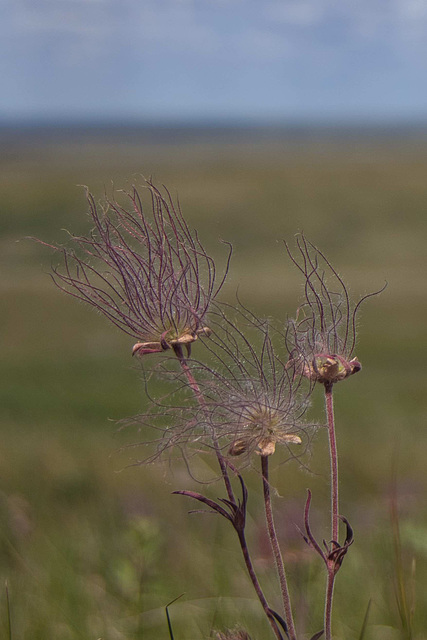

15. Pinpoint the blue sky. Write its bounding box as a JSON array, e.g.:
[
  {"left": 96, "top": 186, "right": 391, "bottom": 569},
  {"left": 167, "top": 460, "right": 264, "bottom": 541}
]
[{"left": 1, "top": 0, "right": 427, "bottom": 122}]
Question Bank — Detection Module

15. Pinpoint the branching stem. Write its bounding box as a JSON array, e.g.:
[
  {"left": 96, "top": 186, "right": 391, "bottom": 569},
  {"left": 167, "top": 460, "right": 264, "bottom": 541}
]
[{"left": 176, "top": 349, "right": 283, "bottom": 640}]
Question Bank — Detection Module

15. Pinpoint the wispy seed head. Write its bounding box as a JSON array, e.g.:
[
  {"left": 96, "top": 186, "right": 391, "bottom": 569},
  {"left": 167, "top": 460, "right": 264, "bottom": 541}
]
[
  {"left": 285, "top": 234, "right": 383, "bottom": 385},
  {"left": 40, "top": 179, "right": 230, "bottom": 358},
  {"left": 185, "top": 305, "right": 314, "bottom": 460}
]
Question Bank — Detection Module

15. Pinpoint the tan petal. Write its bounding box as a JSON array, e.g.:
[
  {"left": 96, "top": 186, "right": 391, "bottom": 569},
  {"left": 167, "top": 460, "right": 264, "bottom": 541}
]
[
  {"left": 196, "top": 326, "right": 212, "bottom": 337},
  {"left": 256, "top": 438, "right": 276, "bottom": 456},
  {"left": 173, "top": 333, "right": 197, "bottom": 345},
  {"left": 132, "top": 341, "right": 163, "bottom": 356},
  {"left": 280, "top": 434, "right": 302, "bottom": 445}
]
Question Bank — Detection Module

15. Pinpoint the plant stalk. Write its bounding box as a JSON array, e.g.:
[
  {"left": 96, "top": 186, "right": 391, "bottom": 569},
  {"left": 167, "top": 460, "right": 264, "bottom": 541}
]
[
  {"left": 261, "top": 454, "right": 297, "bottom": 640},
  {"left": 176, "top": 349, "right": 283, "bottom": 639},
  {"left": 176, "top": 349, "right": 235, "bottom": 503},
  {"left": 324, "top": 381, "right": 338, "bottom": 640},
  {"left": 237, "top": 528, "right": 285, "bottom": 640},
  {"left": 325, "top": 382, "right": 339, "bottom": 542}
]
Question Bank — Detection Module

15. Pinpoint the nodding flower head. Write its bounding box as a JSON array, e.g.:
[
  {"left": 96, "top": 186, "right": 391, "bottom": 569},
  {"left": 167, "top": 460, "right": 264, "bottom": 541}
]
[
  {"left": 187, "top": 307, "right": 313, "bottom": 459},
  {"left": 285, "top": 234, "right": 384, "bottom": 385},
  {"left": 227, "top": 401, "right": 304, "bottom": 458},
  {"left": 41, "top": 179, "right": 230, "bottom": 358},
  {"left": 117, "top": 309, "right": 312, "bottom": 466}
]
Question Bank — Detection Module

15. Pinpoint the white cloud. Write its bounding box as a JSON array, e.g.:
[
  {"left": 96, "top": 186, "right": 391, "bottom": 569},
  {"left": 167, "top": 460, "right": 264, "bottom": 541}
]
[
  {"left": 231, "top": 27, "right": 293, "bottom": 60},
  {"left": 2, "top": 0, "right": 427, "bottom": 118},
  {"left": 1, "top": 0, "right": 121, "bottom": 68},
  {"left": 4, "top": 0, "right": 427, "bottom": 67},
  {"left": 133, "top": 3, "right": 220, "bottom": 54},
  {"left": 265, "top": 1, "right": 326, "bottom": 26},
  {"left": 396, "top": 0, "right": 427, "bottom": 20},
  {"left": 6, "top": 0, "right": 113, "bottom": 38}
]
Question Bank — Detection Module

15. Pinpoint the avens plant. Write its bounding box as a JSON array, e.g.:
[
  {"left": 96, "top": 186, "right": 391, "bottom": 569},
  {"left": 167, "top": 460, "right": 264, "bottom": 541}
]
[
  {"left": 285, "top": 235, "right": 385, "bottom": 639},
  {"left": 42, "top": 184, "right": 382, "bottom": 640},
  {"left": 172, "top": 306, "right": 315, "bottom": 640}
]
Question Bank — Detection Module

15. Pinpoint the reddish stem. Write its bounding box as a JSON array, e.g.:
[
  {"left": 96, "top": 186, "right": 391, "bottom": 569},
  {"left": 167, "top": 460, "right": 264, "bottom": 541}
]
[
  {"left": 176, "top": 350, "right": 235, "bottom": 503},
  {"left": 261, "top": 455, "right": 297, "bottom": 640},
  {"left": 325, "top": 382, "right": 339, "bottom": 542},
  {"left": 324, "top": 569, "right": 335, "bottom": 640},
  {"left": 176, "top": 349, "right": 283, "bottom": 639},
  {"left": 324, "top": 381, "right": 338, "bottom": 640},
  {"left": 237, "top": 528, "right": 284, "bottom": 640}
]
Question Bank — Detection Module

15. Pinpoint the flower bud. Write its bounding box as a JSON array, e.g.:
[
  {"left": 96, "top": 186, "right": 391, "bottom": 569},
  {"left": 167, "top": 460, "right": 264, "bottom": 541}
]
[{"left": 228, "top": 439, "right": 248, "bottom": 456}]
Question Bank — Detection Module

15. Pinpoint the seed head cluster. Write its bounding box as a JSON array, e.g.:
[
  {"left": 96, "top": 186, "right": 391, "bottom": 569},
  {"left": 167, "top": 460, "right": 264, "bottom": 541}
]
[
  {"left": 183, "top": 307, "right": 313, "bottom": 460},
  {"left": 42, "top": 186, "right": 379, "bottom": 466},
  {"left": 284, "top": 235, "right": 379, "bottom": 385},
  {"left": 43, "top": 179, "right": 230, "bottom": 358}
]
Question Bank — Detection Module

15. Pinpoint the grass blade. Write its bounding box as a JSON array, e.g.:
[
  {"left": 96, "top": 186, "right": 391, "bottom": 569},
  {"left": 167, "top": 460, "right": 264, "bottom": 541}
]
[
  {"left": 357, "top": 599, "right": 371, "bottom": 640},
  {"left": 5, "top": 581, "right": 12, "bottom": 640},
  {"left": 166, "top": 594, "right": 185, "bottom": 640}
]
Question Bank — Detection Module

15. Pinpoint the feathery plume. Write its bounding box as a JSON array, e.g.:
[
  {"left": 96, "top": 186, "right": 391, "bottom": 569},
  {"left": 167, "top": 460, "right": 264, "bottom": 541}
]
[
  {"left": 285, "top": 234, "right": 383, "bottom": 385},
  {"left": 40, "top": 179, "right": 231, "bottom": 358}
]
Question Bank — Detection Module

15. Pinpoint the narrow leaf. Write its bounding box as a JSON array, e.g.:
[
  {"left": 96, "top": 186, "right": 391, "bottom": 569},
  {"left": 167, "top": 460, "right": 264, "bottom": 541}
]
[
  {"left": 165, "top": 594, "right": 184, "bottom": 640},
  {"left": 269, "top": 608, "right": 289, "bottom": 639},
  {"left": 173, "top": 490, "right": 232, "bottom": 522},
  {"left": 5, "top": 581, "right": 12, "bottom": 640}
]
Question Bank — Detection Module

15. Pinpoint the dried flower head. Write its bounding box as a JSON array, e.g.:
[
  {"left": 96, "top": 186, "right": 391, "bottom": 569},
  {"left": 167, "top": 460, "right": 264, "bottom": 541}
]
[
  {"left": 285, "top": 234, "right": 383, "bottom": 385},
  {"left": 185, "top": 306, "right": 314, "bottom": 460},
  {"left": 123, "top": 307, "right": 314, "bottom": 466},
  {"left": 40, "top": 179, "right": 230, "bottom": 358}
]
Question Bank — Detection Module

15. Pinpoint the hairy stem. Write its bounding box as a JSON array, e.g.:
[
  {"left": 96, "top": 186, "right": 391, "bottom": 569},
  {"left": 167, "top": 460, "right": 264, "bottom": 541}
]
[
  {"left": 324, "top": 381, "right": 338, "bottom": 640},
  {"left": 324, "top": 569, "right": 335, "bottom": 640},
  {"left": 237, "top": 528, "right": 285, "bottom": 640},
  {"left": 261, "top": 455, "right": 297, "bottom": 640},
  {"left": 325, "top": 382, "right": 339, "bottom": 542},
  {"left": 176, "top": 349, "right": 282, "bottom": 639},
  {"left": 176, "top": 350, "right": 235, "bottom": 503}
]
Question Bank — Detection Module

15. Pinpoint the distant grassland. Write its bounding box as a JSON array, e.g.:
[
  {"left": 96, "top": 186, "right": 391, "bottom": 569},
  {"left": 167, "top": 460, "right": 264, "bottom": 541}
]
[{"left": 1, "top": 125, "right": 427, "bottom": 638}]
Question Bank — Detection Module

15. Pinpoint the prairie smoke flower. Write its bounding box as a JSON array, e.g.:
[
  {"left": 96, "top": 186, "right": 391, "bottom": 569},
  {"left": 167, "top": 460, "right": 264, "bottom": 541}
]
[
  {"left": 126, "top": 309, "right": 312, "bottom": 464},
  {"left": 42, "top": 180, "right": 230, "bottom": 357},
  {"left": 185, "top": 308, "right": 313, "bottom": 459},
  {"left": 285, "top": 235, "right": 382, "bottom": 385}
]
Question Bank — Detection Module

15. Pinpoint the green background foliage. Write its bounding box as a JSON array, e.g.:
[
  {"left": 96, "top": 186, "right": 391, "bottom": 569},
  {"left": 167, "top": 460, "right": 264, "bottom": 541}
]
[{"left": 1, "top": 126, "right": 426, "bottom": 639}]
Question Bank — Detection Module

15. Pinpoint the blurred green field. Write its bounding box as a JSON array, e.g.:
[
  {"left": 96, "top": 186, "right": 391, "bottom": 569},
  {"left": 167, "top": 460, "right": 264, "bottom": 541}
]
[{"left": 1, "top": 125, "right": 427, "bottom": 639}]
